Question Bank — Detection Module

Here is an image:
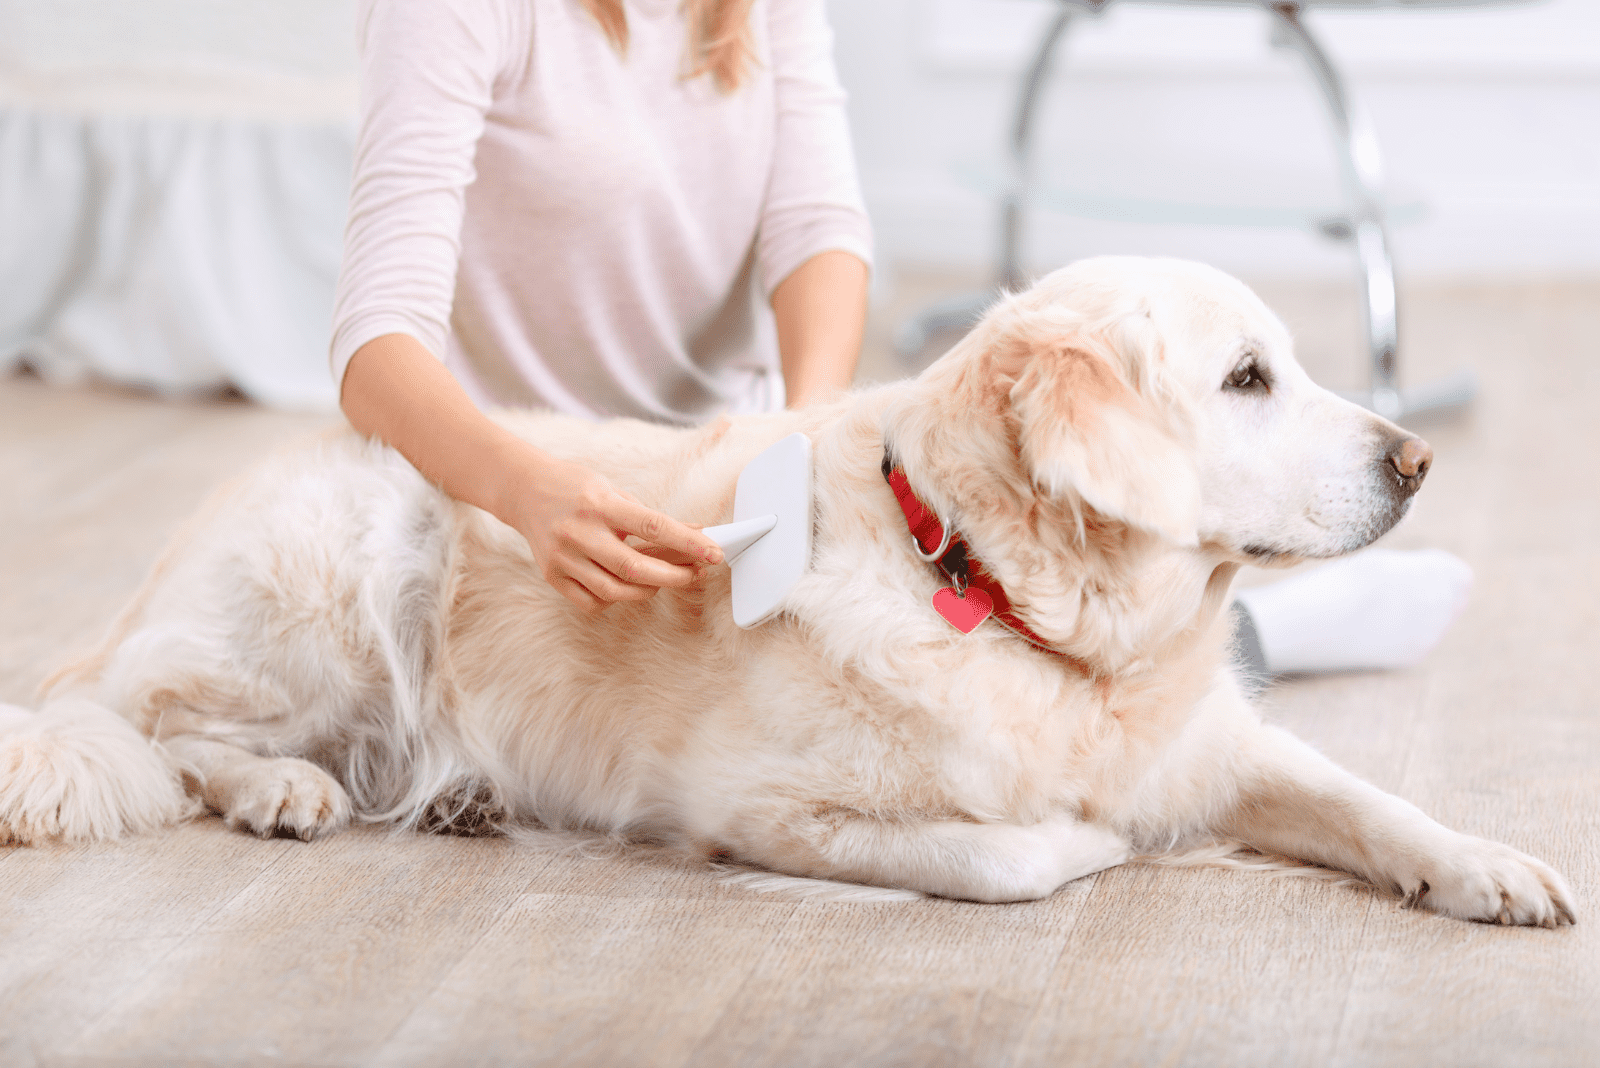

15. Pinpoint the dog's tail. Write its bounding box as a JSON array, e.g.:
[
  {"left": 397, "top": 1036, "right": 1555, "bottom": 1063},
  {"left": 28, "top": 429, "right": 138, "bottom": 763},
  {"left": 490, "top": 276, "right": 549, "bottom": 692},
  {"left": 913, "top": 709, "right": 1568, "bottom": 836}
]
[{"left": 0, "top": 698, "right": 196, "bottom": 845}]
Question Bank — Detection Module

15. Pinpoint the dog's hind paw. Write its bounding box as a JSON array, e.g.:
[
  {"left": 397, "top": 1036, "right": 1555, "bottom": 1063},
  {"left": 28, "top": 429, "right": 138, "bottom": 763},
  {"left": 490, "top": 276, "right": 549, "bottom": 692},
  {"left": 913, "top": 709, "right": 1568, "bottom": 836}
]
[
  {"left": 1405, "top": 835, "right": 1577, "bottom": 928},
  {"left": 418, "top": 779, "right": 507, "bottom": 837},
  {"left": 221, "top": 757, "right": 352, "bottom": 841}
]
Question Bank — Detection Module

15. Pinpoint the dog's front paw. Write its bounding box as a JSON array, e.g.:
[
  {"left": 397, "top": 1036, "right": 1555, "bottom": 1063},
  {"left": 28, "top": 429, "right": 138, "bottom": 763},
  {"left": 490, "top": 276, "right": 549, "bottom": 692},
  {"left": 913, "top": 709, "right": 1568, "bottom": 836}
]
[
  {"left": 1403, "top": 836, "right": 1576, "bottom": 928},
  {"left": 222, "top": 757, "right": 352, "bottom": 841}
]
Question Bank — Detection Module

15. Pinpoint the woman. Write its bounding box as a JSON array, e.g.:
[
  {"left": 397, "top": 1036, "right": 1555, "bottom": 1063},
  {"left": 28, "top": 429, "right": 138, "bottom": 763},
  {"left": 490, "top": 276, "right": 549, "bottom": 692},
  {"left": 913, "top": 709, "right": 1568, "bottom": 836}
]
[
  {"left": 334, "top": 0, "right": 864, "bottom": 613},
  {"left": 334, "top": 0, "right": 1470, "bottom": 672}
]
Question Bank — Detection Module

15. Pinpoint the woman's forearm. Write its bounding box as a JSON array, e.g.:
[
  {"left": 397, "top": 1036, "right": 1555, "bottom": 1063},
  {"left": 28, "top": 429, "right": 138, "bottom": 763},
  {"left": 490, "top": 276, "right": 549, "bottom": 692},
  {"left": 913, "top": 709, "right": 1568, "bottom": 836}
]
[
  {"left": 340, "top": 333, "right": 544, "bottom": 528},
  {"left": 771, "top": 249, "right": 869, "bottom": 408}
]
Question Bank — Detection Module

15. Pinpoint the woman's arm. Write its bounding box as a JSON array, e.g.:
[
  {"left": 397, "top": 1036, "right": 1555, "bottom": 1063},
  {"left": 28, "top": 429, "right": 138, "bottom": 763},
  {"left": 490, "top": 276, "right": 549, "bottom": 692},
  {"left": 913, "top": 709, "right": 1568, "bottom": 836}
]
[
  {"left": 341, "top": 334, "right": 723, "bottom": 612},
  {"left": 771, "top": 249, "right": 869, "bottom": 409},
  {"left": 757, "top": 0, "right": 874, "bottom": 410}
]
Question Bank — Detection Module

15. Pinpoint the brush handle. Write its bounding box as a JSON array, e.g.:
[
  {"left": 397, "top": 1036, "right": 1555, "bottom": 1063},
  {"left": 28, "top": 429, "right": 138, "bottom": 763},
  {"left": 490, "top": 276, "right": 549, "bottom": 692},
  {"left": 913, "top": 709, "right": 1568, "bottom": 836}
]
[{"left": 702, "top": 514, "right": 778, "bottom": 564}]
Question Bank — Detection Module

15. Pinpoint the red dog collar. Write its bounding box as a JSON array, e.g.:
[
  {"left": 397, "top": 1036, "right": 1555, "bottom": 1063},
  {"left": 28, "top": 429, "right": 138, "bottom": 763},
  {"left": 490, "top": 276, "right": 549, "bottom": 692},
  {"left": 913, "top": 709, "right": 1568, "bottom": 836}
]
[{"left": 881, "top": 451, "right": 1067, "bottom": 659}]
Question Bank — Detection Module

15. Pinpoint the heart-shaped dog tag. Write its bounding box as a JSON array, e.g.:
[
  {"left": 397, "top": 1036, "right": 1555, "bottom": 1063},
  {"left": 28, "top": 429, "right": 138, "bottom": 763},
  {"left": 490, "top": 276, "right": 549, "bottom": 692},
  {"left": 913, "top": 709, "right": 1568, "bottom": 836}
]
[{"left": 932, "top": 586, "right": 993, "bottom": 635}]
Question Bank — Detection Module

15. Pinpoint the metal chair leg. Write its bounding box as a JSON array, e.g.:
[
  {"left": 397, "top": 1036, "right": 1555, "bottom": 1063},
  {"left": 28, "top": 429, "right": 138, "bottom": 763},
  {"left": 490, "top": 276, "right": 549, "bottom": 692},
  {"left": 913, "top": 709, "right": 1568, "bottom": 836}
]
[{"left": 1265, "top": 1, "right": 1474, "bottom": 422}]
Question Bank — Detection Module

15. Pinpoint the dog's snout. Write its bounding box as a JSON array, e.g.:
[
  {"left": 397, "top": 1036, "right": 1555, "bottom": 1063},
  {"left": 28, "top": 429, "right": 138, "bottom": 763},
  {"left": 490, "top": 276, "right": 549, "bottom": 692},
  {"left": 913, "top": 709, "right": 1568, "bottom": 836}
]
[{"left": 1387, "top": 436, "right": 1433, "bottom": 493}]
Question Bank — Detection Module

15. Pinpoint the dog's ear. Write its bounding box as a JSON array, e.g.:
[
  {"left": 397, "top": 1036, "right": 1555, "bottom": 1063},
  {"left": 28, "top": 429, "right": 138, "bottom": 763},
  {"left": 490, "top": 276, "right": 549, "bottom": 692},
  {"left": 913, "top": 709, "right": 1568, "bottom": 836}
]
[{"left": 1007, "top": 328, "right": 1200, "bottom": 545}]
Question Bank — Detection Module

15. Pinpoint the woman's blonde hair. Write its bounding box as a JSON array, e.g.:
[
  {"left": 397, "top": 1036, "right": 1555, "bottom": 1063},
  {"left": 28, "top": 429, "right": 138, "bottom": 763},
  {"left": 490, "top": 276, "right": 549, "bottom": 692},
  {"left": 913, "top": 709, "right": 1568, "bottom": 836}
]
[{"left": 580, "top": 0, "right": 757, "bottom": 92}]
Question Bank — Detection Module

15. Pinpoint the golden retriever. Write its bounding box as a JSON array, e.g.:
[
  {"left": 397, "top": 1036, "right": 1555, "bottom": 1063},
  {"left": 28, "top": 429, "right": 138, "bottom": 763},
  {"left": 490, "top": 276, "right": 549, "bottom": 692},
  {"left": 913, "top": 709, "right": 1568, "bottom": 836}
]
[{"left": 0, "top": 257, "right": 1575, "bottom": 926}]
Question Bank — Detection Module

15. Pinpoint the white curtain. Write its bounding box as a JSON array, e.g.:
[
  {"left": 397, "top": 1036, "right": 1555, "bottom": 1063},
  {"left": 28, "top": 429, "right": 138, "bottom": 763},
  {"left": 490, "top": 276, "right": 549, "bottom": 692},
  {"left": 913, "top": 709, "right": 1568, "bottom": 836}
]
[{"left": 0, "top": 109, "right": 350, "bottom": 410}]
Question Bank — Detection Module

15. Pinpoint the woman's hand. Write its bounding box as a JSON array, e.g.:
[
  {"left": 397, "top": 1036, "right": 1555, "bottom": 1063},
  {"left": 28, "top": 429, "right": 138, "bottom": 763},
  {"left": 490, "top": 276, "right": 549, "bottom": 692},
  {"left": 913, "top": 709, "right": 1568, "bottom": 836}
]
[
  {"left": 341, "top": 333, "right": 723, "bottom": 613},
  {"left": 505, "top": 450, "right": 723, "bottom": 612}
]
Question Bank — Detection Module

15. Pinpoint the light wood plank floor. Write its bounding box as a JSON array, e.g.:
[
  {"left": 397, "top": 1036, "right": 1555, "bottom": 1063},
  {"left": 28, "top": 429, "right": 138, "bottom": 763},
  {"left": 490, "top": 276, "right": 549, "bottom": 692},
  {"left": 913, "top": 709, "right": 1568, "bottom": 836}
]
[{"left": 3, "top": 279, "right": 1598, "bottom": 1067}]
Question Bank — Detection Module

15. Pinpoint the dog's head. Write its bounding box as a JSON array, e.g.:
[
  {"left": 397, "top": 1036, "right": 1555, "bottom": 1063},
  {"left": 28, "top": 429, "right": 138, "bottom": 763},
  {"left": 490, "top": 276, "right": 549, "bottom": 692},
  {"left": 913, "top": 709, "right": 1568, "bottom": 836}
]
[{"left": 896, "top": 257, "right": 1430, "bottom": 566}]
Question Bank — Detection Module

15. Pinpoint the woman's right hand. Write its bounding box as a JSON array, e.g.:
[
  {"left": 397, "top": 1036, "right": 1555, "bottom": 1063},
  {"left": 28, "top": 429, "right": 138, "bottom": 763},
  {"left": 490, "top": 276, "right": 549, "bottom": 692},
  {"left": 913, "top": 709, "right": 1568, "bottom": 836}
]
[{"left": 505, "top": 449, "right": 724, "bottom": 613}]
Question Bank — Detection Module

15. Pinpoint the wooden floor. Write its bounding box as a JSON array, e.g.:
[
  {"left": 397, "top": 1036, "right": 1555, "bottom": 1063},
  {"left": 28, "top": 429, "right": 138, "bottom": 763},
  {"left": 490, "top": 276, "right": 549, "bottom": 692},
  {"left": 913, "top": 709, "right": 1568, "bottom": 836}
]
[{"left": 3, "top": 279, "right": 1598, "bottom": 1067}]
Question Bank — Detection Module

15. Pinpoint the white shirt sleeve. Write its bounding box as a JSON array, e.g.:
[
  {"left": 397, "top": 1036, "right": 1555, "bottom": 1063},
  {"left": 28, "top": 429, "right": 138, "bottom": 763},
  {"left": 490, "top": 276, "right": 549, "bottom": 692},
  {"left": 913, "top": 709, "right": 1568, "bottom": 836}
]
[
  {"left": 756, "top": 0, "right": 875, "bottom": 297},
  {"left": 330, "top": 0, "right": 870, "bottom": 399},
  {"left": 329, "top": 0, "right": 521, "bottom": 388}
]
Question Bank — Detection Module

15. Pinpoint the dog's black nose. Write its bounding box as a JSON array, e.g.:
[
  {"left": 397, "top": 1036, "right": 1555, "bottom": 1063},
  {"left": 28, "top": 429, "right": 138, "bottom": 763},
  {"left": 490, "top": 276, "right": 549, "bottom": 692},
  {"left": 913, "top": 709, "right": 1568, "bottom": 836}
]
[{"left": 1387, "top": 436, "right": 1432, "bottom": 496}]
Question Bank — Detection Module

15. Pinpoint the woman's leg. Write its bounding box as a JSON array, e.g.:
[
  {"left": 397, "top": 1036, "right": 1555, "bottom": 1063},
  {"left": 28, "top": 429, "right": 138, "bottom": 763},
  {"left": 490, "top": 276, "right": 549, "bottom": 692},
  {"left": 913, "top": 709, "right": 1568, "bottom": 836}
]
[{"left": 1232, "top": 548, "right": 1473, "bottom": 675}]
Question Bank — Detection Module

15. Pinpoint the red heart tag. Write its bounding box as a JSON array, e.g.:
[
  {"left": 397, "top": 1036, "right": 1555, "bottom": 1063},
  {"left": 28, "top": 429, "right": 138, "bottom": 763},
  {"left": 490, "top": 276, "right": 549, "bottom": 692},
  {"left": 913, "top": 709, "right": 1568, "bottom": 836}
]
[{"left": 932, "top": 585, "right": 993, "bottom": 635}]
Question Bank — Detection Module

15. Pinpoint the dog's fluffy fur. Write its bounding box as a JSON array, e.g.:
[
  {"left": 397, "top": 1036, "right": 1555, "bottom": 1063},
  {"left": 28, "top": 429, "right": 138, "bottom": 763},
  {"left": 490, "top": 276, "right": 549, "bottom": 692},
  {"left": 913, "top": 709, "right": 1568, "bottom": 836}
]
[{"left": 1, "top": 258, "right": 1575, "bottom": 926}]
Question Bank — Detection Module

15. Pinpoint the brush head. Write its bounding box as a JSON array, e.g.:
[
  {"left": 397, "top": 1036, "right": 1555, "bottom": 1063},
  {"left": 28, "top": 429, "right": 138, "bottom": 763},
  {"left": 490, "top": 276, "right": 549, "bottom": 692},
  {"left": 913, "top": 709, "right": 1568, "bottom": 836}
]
[{"left": 719, "top": 433, "right": 813, "bottom": 628}]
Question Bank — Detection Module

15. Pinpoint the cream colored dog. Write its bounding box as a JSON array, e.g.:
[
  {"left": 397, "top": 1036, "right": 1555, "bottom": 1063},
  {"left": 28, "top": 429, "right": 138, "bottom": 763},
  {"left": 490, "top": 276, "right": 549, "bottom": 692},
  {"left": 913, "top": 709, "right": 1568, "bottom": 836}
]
[{"left": 0, "top": 258, "right": 1575, "bottom": 927}]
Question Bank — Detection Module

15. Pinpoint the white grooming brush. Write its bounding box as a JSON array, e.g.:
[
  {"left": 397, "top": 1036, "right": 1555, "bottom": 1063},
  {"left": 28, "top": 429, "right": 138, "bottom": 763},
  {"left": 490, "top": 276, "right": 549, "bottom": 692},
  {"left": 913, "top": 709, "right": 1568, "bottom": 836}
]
[{"left": 700, "top": 433, "right": 813, "bottom": 628}]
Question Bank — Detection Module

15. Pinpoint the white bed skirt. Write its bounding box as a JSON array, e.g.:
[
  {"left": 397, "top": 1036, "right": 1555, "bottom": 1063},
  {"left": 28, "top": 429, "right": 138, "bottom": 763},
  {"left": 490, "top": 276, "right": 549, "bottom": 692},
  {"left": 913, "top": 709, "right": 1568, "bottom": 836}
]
[{"left": 0, "top": 105, "right": 351, "bottom": 411}]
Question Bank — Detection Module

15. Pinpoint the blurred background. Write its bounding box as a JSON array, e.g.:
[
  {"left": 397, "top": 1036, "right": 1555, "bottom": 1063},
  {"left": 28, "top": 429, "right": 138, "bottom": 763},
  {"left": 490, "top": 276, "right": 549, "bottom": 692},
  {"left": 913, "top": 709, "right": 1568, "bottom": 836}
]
[
  {"left": 846, "top": 0, "right": 1600, "bottom": 280},
  {"left": 1, "top": 0, "right": 1596, "bottom": 409}
]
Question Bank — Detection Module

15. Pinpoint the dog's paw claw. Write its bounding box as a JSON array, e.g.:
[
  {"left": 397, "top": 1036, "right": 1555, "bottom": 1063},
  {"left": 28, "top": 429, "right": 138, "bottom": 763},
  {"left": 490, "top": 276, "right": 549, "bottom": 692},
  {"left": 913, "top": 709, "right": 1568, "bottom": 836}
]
[{"left": 1400, "top": 880, "right": 1428, "bottom": 909}]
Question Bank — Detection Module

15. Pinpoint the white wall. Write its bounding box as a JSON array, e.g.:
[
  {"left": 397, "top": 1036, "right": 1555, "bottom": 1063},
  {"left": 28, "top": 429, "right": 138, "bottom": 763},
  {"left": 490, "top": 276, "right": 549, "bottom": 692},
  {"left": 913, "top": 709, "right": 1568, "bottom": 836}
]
[
  {"left": 0, "top": 0, "right": 356, "bottom": 120},
  {"left": 830, "top": 0, "right": 1600, "bottom": 282}
]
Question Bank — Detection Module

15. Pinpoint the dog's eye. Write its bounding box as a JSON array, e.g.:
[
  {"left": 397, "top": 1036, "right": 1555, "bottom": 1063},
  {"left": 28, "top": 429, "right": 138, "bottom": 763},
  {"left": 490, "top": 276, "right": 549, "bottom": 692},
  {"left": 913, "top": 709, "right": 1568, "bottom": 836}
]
[{"left": 1224, "top": 359, "right": 1268, "bottom": 393}]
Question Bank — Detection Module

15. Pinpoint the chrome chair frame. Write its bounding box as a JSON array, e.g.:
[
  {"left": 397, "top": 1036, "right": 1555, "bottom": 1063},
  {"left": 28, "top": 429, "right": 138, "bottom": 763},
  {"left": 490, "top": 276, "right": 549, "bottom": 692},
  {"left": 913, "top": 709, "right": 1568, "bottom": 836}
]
[{"left": 894, "top": 0, "right": 1479, "bottom": 423}]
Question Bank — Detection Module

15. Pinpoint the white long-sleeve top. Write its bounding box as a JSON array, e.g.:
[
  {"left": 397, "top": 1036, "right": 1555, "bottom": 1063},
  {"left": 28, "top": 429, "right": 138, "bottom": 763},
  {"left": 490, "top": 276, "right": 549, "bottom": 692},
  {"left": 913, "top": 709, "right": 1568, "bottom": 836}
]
[{"left": 330, "top": 0, "right": 873, "bottom": 423}]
